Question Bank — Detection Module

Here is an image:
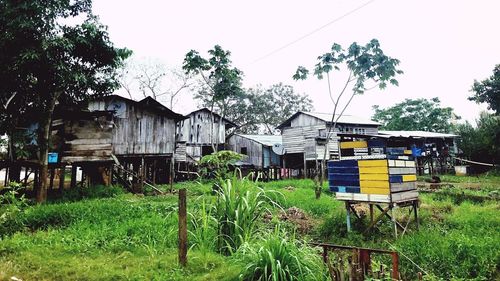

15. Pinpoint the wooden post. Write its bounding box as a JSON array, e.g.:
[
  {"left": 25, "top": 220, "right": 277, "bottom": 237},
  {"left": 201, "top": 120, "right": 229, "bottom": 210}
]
[
  {"left": 49, "top": 167, "right": 55, "bottom": 190},
  {"left": 71, "top": 165, "right": 77, "bottom": 188},
  {"left": 391, "top": 205, "right": 398, "bottom": 238},
  {"left": 178, "top": 188, "right": 187, "bottom": 267},
  {"left": 391, "top": 252, "right": 400, "bottom": 280},
  {"left": 58, "top": 166, "right": 65, "bottom": 193},
  {"left": 303, "top": 153, "right": 307, "bottom": 179},
  {"left": 170, "top": 157, "right": 174, "bottom": 193},
  {"left": 369, "top": 204, "right": 374, "bottom": 224},
  {"left": 345, "top": 201, "right": 352, "bottom": 232},
  {"left": 413, "top": 200, "right": 419, "bottom": 230}
]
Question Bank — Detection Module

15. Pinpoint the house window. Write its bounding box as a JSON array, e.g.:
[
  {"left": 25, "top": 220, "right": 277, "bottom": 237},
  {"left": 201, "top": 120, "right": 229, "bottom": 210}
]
[{"left": 240, "top": 147, "right": 248, "bottom": 155}]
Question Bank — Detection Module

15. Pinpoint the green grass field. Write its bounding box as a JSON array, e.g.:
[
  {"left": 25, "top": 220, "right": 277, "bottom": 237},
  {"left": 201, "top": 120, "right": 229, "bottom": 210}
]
[{"left": 1, "top": 175, "right": 499, "bottom": 280}]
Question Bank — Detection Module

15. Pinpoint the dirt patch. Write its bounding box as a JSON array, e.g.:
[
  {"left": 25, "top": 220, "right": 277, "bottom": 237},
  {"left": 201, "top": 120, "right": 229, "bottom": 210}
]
[
  {"left": 283, "top": 186, "right": 295, "bottom": 191},
  {"left": 263, "top": 207, "right": 314, "bottom": 234},
  {"left": 279, "top": 207, "right": 313, "bottom": 234}
]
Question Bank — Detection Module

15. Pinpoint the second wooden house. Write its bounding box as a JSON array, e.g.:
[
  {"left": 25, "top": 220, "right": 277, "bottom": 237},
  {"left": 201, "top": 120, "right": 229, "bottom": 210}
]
[
  {"left": 276, "top": 111, "right": 380, "bottom": 175},
  {"left": 88, "top": 95, "right": 186, "bottom": 184}
]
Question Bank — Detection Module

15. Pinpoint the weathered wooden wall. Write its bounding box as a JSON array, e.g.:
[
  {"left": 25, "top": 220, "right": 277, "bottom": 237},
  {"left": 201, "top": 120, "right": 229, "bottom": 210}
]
[
  {"left": 177, "top": 110, "right": 227, "bottom": 145},
  {"left": 89, "top": 100, "right": 176, "bottom": 156},
  {"left": 228, "top": 135, "right": 263, "bottom": 168},
  {"left": 54, "top": 116, "right": 113, "bottom": 163}
]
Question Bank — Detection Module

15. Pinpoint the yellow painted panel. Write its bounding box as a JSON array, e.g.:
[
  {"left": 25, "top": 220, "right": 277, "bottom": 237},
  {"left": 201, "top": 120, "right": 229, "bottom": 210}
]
[
  {"left": 360, "top": 187, "right": 390, "bottom": 195},
  {"left": 404, "top": 150, "right": 412, "bottom": 155},
  {"left": 402, "top": 174, "right": 417, "bottom": 182},
  {"left": 358, "top": 159, "right": 387, "bottom": 167},
  {"left": 360, "top": 181, "right": 390, "bottom": 188},
  {"left": 359, "top": 166, "right": 388, "bottom": 174},
  {"left": 359, "top": 174, "right": 389, "bottom": 181},
  {"left": 340, "top": 141, "right": 368, "bottom": 149}
]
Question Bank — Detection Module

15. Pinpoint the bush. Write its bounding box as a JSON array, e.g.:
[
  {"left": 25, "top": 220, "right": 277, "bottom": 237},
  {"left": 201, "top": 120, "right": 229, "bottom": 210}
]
[
  {"left": 236, "top": 226, "right": 327, "bottom": 281},
  {"left": 57, "top": 185, "right": 124, "bottom": 202}
]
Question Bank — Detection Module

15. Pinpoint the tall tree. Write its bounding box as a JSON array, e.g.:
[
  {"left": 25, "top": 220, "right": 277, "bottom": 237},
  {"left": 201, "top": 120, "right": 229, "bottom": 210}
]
[
  {"left": 372, "top": 97, "right": 458, "bottom": 133},
  {"left": 183, "top": 45, "right": 244, "bottom": 151},
  {"left": 245, "top": 83, "right": 313, "bottom": 134},
  {"left": 0, "top": 0, "right": 130, "bottom": 202},
  {"left": 294, "top": 39, "right": 403, "bottom": 199},
  {"left": 118, "top": 58, "right": 191, "bottom": 109},
  {"left": 455, "top": 112, "right": 500, "bottom": 166},
  {"left": 470, "top": 64, "right": 500, "bottom": 115}
]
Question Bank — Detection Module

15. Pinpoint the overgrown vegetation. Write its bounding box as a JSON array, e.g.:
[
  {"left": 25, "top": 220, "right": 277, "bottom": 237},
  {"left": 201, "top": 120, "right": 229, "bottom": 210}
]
[{"left": 0, "top": 175, "right": 499, "bottom": 280}]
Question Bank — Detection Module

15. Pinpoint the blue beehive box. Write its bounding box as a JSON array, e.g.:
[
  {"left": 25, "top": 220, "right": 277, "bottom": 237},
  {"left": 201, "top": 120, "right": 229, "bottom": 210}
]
[{"left": 48, "top": 152, "right": 58, "bottom": 163}]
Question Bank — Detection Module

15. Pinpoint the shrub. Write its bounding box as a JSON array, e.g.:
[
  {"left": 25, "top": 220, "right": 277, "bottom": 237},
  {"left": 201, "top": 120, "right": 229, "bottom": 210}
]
[
  {"left": 213, "top": 172, "right": 281, "bottom": 255},
  {"left": 236, "top": 226, "right": 327, "bottom": 281}
]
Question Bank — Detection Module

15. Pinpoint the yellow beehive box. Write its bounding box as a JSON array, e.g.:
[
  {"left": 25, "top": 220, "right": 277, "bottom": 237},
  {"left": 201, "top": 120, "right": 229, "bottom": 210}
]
[
  {"left": 359, "top": 166, "right": 389, "bottom": 174},
  {"left": 340, "top": 141, "right": 368, "bottom": 149},
  {"left": 359, "top": 174, "right": 389, "bottom": 181},
  {"left": 358, "top": 159, "right": 387, "bottom": 167},
  {"left": 360, "top": 187, "right": 390, "bottom": 195},
  {"left": 360, "top": 181, "right": 390, "bottom": 189}
]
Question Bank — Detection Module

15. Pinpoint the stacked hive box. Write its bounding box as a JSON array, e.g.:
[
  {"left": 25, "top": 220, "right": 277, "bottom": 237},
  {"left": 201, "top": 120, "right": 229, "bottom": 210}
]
[{"left": 328, "top": 156, "right": 418, "bottom": 203}]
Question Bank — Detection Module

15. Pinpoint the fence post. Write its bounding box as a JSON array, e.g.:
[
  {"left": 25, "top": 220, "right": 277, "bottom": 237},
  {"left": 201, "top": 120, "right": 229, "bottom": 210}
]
[{"left": 178, "top": 188, "right": 187, "bottom": 267}]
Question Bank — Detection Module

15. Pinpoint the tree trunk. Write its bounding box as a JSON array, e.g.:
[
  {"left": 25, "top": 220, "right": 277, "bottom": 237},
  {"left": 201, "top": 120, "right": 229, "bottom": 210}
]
[{"left": 35, "top": 95, "right": 58, "bottom": 203}]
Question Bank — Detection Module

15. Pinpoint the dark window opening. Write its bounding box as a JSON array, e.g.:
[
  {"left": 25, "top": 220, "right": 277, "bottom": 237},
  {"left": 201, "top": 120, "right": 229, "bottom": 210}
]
[{"left": 241, "top": 147, "right": 248, "bottom": 155}]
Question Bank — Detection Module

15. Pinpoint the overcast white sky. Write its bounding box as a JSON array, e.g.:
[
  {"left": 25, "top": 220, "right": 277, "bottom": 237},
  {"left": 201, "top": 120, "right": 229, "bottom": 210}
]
[{"left": 92, "top": 0, "right": 500, "bottom": 124}]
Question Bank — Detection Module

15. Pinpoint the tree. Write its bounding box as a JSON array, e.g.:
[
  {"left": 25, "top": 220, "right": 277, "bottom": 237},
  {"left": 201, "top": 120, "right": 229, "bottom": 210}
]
[
  {"left": 470, "top": 64, "right": 500, "bottom": 115},
  {"left": 183, "top": 45, "right": 244, "bottom": 151},
  {"left": 455, "top": 112, "right": 500, "bottom": 167},
  {"left": 293, "top": 39, "right": 403, "bottom": 199},
  {"left": 372, "top": 97, "right": 458, "bottom": 133},
  {"left": 0, "top": 0, "right": 130, "bottom": 202},
  {"left": 118, "top": 58, "right": 191, "bottom": 109},
  {"left": 245, "top": 83, "right": 313, "bottom": 134}
]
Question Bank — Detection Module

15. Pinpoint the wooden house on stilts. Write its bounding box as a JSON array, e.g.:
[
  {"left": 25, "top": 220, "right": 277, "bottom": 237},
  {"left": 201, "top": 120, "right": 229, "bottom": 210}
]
[
  {"left": 88, "top": 95, "right": 186, "bottom": 187},
  {"left": 277, "top": 111, "right": 380, "bottom": 177}
]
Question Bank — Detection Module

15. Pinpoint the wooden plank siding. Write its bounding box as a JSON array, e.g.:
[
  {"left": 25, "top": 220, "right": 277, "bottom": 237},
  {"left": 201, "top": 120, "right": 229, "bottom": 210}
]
[
  {"left": 89, "top": 96, "right": 184, "bottom": 157},
  {"left": 177, "top": 109, "right": 227, "bottom": 145},
  {"left": 280, "top": 112, "right": 379, "bottom": 159},
  {"left": 227, "top": 135, "right": 263, "bottom": 168},
  {"left": 58, "top": 115, "right": 114, "bottom": 163}
]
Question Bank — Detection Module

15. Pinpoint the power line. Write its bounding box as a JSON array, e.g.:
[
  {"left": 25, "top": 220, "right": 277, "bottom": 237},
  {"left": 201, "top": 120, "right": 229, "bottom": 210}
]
[{"left": 250, "top": 0, "right": 376, "bottom": 65}]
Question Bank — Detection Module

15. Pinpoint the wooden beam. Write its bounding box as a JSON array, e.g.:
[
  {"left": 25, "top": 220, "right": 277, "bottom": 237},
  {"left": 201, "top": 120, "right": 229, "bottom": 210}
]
[{"left": 178, "top": 188, "right": 187, "bottom": 267}]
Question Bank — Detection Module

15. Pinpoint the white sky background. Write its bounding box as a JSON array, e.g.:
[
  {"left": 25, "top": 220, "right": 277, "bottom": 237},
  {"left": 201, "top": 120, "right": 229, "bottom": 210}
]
[{"left": 92, "top": 0, "right": 500, "bottom": 124}]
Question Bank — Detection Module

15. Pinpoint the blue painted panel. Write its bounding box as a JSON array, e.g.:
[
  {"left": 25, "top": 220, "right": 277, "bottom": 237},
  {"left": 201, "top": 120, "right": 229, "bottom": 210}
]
[
  {"left": 329, "top": 179, "right": 360, "bottom": 187},
  {"left": 389, "top": 175, "right": 403, "bottom": 183},
  {"left": 328, "top": 174, "right": 359, "bottom": 181},
  {"left": 328, "top": 167, "right": 359, "bottom": 174},
  {"left": 328, "top": 160, "right": 358, "bottom": 168},
  {"left": 263, "top": 147, "right": 271, "bottom": 168},
  {"left": 368, "top": 139, "right": 386, "bottom": 148}
]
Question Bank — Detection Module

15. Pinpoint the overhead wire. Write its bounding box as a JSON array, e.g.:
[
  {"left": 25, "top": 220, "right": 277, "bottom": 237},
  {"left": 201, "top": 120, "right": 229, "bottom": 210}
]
[{"left": 250, "top": 0, "right": 376, "bottom": 65}]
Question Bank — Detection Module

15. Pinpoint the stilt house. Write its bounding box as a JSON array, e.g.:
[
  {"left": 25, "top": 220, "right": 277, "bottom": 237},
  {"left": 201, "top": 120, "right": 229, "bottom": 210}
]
[
  {"left": 175, "top": 108, "right": 237, "bottom": 163},
  {"left": 227, "top": 134, "right": 282, "bottom": 169},
  {"left": 276, "top": 111, "right": 380, "bottom": 173}
]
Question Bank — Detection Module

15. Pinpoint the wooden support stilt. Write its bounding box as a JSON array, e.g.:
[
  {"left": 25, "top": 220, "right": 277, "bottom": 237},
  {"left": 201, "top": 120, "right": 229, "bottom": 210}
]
[
  {"left": 49, "top": 167, "right": 55, "bottom": 190},
  {"left": 345, "top": 201, "right": 352, "bottom": 232},
  {"left": 71, "top": 165, "right": 77, "bottom": 188},
  {"left": 59, "top": 166, "right": 65, "bottom": 193},
  {"left": 414, "top": 200, "right": 419, "bottom": 230},
  {"left": 391, "top": 206, "right": 398, "bottom": 238},
  {"left": 369, "top": 204, "right": 374, "bottom": 224}
]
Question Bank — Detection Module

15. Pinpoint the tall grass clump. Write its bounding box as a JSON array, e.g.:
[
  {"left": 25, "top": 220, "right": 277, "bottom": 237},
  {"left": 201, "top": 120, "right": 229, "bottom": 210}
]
[
  {"left": 236, "top": 226, "right": 327, "bottom": 281},
  {"left": 213, "top": 171, "right": 281, "bottom": 255}
]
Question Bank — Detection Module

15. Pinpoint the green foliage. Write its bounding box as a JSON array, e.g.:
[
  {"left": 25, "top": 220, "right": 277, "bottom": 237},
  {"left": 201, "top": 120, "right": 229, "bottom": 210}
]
[
  {"left": 198, "top": 150, "right": 244, "bottom": 178},
  {"left": 294, "top": 39, "right": 403, "bottom": 94},
  {"left": 455, "top": 112, "right": 500, "bottom": 166},
  {"left": 372, "top": 97, "right": 458, "bottom": 133},
  {"left": 212, "top": 173, "right": 280, "bottom": 255},
  {"left": 0, "top": 182, "right": 30, "bottom": 235},
  {"left": 183, "top": 45, "right": 244, "bottom": 141},
  {"left": 231, "top": 83, "right": 314, "bottom": 134},
  {"left": 236, "top": 226, "right": 327, "bottom": 281},
  {"left": 470, "top": 64, "right": 500, "bottom": 115},
  {"left": 57, "top": 185, "right": 125, "bottom": 202}
]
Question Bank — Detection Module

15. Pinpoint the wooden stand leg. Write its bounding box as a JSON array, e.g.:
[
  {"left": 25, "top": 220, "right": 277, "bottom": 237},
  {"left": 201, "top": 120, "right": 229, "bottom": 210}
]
[
  {"left": 391, "top": 206, "right": 398, "bottom": 238},
  {"left": 346, "top": 201, "right": 352, "bottom": 232}
]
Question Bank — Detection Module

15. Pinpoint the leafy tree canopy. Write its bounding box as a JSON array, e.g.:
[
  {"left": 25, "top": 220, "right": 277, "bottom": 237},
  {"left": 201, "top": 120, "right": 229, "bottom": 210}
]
[
  {"left": 0, "top": 0, "right": 130, "bottom": 202},
  {"left": 470, "top": 64, "right": 500, "bottom": 115},
  {"left": 455, "top": 112, "right": 500, "bottom": 165},
  {"left": 372, "top": 97, "right": 459, "bottom": 133}
]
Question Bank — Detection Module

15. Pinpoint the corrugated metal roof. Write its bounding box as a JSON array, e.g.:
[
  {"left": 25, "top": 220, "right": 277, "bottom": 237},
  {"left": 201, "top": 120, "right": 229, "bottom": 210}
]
[
  {"left": 305, "top": 112, "right": 381, "bottom": 126},
  {"left": 378, "top": 130, "right": 458, "bottom": 138},
  {"left": 240, "top": 134, "right": 282, "bottom": 146}
]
